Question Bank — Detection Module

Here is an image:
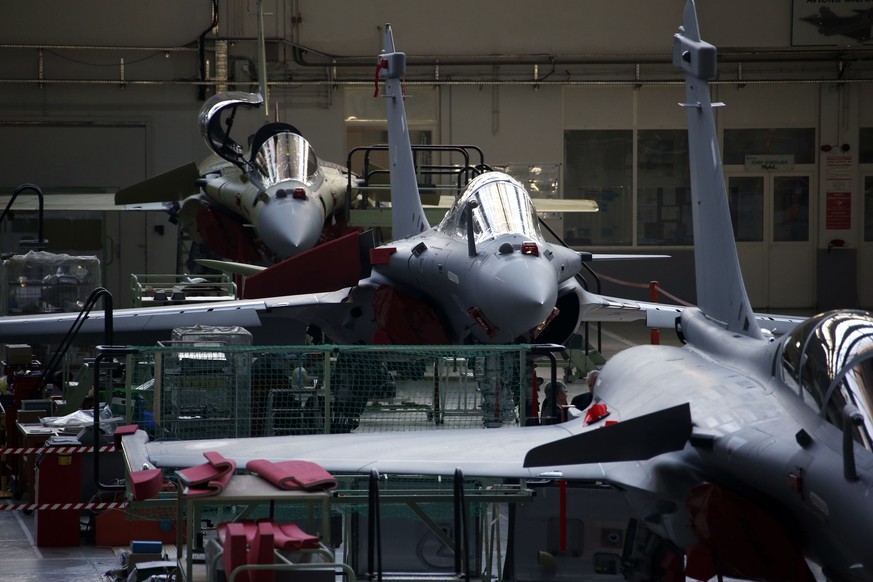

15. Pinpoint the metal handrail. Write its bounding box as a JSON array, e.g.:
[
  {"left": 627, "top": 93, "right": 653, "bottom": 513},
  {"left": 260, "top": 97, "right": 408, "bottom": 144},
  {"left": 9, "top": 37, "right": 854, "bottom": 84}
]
[{"left": 1, "top": 183, "right": 47, "bottom": 250}]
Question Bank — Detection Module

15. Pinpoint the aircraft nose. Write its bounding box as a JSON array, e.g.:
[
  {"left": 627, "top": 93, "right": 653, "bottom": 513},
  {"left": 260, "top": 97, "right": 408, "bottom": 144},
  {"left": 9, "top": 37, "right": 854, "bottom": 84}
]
[
  {"left": 484, "top": 257, "right": 557, "bottom": 335},
  {"left": 257, "top": 190, "right": 325, "bottom": 259}
]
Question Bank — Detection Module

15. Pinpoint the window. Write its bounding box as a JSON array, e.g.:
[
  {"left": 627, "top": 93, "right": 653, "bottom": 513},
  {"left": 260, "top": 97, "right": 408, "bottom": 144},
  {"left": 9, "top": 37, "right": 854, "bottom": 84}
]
[
  {"left": 723, "top": 128, "right": 815, "bottom": 165},
  {"left": 637, "top": 130, "right": 692, "bottom": 245},
  {"left": 563, "top": 130, "right": 632, "bottom": 246},
  {"left": 563, "top": 127, "right": 814, "bottom": 248}
]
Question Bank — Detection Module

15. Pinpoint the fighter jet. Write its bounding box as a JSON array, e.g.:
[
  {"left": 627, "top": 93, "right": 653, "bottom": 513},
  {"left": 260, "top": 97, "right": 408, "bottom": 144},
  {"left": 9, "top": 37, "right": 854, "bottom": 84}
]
[
  {"left": 122, "top": 3, "right": 873, "bottom": 580},
  {"left": 799, "top": 6, "right": 873, "bottom": 44},
  {"left": 115, "top": 91, "right": 354, "bottom": 265}
]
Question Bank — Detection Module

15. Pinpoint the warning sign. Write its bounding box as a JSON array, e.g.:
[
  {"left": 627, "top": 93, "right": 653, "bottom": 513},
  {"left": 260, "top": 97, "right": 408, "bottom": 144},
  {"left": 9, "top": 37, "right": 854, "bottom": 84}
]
[{"left": 826, "top": 191, "right": 851, "bottom": 230}]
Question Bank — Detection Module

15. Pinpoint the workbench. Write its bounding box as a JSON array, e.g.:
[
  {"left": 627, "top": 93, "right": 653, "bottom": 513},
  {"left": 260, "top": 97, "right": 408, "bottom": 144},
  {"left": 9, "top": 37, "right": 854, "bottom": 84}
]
[{"left": 177, "top": 474, "right": 331, "bottom": 582}]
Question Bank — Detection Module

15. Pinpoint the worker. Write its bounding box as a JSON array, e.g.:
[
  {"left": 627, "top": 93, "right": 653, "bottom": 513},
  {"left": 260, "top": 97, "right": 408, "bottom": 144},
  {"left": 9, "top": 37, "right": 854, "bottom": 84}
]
[
  {"left": 570, "top": 369, "right": 599, "bottom": 412},
  {"left": 540, "top": 380, "right": 569, "bottom": 423}
]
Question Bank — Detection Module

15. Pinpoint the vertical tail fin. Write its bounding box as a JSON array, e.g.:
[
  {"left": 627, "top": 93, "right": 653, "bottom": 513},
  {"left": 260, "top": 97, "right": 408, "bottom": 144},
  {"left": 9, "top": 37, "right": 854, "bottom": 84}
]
[
  {"left": 673, "top": 0, "right": 763, "bottom": 339},
  {"left": 378, "top": 24, "right": 430, "bottom": 238}
]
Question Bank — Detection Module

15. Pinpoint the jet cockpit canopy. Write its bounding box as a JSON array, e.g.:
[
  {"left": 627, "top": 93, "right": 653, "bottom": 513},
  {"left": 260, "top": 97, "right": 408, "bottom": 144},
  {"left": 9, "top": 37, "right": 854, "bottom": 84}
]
[
  {"left": 781, "top": 310, "right": 873, "bottom": 449},
  {"left": 249, "top": 123, "right": 321, "bottom": 190},
  {"left": 438, "top": 172, "right": 543, "bottom": 243},
  {"left": 198, "top": 91, "right": 264, "bottom": 169}
]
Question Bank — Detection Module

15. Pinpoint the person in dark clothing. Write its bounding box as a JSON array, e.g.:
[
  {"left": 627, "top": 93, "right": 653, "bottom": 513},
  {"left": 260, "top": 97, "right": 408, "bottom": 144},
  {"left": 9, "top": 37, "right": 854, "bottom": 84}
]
[
  {"left": 569, "top": 369, "right": 599, "bottom": 416},
  {"left": 540, "top": 380, "right": 569, "bottom": 423}
]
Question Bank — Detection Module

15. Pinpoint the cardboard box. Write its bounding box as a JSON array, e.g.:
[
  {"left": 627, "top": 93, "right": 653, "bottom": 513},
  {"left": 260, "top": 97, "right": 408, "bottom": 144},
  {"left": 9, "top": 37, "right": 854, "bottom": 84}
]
[{"left": 3, "top": 344, "right": 32, "bottom": 366}]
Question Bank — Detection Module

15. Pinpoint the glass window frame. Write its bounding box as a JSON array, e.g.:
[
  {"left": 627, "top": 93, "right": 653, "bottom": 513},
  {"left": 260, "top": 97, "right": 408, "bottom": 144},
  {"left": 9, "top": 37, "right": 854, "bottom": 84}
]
[{"left": 563, "top": 129, "right": 634, "bottom": 247}]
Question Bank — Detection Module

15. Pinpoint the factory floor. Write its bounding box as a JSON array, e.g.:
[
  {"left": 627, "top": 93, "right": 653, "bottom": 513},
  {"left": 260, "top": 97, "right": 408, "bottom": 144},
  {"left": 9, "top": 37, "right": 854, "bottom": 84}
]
[{"left": 0, "top": 502, "right": 125, "bottom": 581}]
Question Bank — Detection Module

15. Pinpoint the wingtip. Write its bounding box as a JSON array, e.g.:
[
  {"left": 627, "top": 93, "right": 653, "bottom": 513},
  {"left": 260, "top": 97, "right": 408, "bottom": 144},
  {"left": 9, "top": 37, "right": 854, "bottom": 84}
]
[{"left": 114, "top": 162, "right": 200, "bottom": 205}]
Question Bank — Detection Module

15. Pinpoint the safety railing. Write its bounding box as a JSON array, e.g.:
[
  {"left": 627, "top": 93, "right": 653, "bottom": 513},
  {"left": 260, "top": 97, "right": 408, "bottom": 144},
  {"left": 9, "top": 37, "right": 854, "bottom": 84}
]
[{"left": 120, "top": 343, "right": 570, "bottom": 440}]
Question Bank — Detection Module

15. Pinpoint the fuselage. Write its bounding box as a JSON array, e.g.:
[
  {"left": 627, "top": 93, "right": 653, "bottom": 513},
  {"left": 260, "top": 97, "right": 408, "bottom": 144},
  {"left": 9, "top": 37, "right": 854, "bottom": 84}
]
[
  {"left": 195, "top": 92, "right": 350, "bottom": 262},
  {"left": 367, "top": 172, "right": 584, "bottom": 344},
  {"left": 184, "top": 132, "right": 348, "bottom": 262},
  {"left": 596, "top": 309, "right": 873, "bottom": 580}
]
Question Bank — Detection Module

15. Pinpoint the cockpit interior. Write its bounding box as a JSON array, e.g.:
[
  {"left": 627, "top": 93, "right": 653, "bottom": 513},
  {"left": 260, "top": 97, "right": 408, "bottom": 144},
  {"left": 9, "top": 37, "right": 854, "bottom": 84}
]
[{"left": 781, "top": 310, "right": 873, "bottom": 449}]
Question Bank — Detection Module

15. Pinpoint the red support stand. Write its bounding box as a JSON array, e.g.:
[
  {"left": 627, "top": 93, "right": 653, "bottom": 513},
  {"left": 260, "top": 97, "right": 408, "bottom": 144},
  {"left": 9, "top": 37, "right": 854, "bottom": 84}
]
[
  {"left": 649, "top": 281, "right": 661, "bottom": 345},
  {"left": 35, "top": 450, "right": 82, "bottom": 546}
]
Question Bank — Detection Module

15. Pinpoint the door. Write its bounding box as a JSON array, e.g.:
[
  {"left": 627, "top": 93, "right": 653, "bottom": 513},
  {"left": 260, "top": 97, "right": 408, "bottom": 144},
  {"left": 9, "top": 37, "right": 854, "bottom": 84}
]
[
  {"left": 861, "top": 174, "right": 873, "bottom": 307},
  {"left": 104, "top": 212, "right": 177, "bottom": 308},
  {"left": 727, "top": 174, "right": 814, "bottom": 309}
]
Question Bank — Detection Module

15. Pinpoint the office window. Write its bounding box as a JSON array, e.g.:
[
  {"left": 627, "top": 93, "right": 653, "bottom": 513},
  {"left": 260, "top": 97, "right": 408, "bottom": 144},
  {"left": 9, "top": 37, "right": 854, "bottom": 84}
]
[
  {"left": 637, "top": 129, "right": 692, "bottom": 245},
  {"left": 563, "top": 130, "right": 633, "bottom": 246},
  {"left": 723, "top": 128, "right": 815, "bottom": 165}
]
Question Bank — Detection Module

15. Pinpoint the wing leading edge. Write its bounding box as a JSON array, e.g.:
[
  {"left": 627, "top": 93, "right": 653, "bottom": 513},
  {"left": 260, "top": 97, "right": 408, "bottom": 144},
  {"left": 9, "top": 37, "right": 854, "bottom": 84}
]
[{"left": 0, "top": 291, "right": 351, "bottom": 346}]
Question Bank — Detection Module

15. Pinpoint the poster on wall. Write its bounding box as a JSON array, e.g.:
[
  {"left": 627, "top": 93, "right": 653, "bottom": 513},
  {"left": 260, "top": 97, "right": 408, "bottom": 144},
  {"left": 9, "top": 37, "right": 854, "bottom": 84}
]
[
  {"left": 825, "top": 154, "right": 853, "bottom": 230},
  {"left": 826, "top": 192, "right": 852, "bottom": 229},
  {"left": 792, "top": 0, "right": 873, "bottom": 46}
]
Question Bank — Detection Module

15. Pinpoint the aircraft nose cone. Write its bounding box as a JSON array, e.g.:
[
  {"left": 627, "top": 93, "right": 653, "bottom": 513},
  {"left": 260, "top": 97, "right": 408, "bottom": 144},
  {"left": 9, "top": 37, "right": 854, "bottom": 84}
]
[
  {"left": 257, "top": 192, "right": 325, "bottom": 259},
  {"left": 484, "top": 257, "right": 557, "bottom": 336}
]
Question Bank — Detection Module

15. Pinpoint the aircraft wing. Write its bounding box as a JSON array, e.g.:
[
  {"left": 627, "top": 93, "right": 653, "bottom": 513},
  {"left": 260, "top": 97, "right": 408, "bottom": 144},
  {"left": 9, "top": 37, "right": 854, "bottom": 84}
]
[
  {"left": 0, "top": 289, "right": 353, "bottom": 347},
  {"left": 195, "top": 259, "right": 267, "bottom": 277},
  {"left": 140, "top": 424, "right": 581, "bottom": 479},
  {"left": 532, "top": 198, "right": 598, "bottom": 213},
  {"left": 349, "top": 195, "right": 598, "bottom": 228},
  {"left": 114, "top": 162, "right": 201, "bottom": 205},
  {"left": 576, "top": 287, "right": 807, "bottom": 335},
  {"left": 424, "top": 195, "right": 598, "bottom": 213},
  {"left": 0, "top": 192, "right": 163, "bottom": 212},
  {"left": 132, "top": 404, "right": 691, "bottom": 484}
]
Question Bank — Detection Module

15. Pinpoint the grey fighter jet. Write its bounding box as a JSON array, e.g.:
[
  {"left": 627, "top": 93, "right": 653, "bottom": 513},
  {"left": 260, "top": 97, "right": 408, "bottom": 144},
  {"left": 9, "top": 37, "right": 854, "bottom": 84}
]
[
  {"left": 115, "top": 91, "right": 354, "bottom": 265},
  {"left": 124, "top": 2, "right": 873, "bottom": 580},
  {"left": 115, "top": 0, "right": 356, "bottom": 266}
]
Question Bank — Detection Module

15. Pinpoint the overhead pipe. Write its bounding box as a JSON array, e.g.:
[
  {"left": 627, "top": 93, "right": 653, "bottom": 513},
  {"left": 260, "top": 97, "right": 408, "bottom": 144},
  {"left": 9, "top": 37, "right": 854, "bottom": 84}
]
[
  {"left": 283, "top": 36, "right": 873, "bottom": 68},
  {"left": 4, "top": 38, "right": 871, "bottom": 68},
  {"left": 4, "top": 35, "right": 873, "bottom": 89},
  {"left": 4, "top": 76, "right": 873, "bottom": 88}
]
